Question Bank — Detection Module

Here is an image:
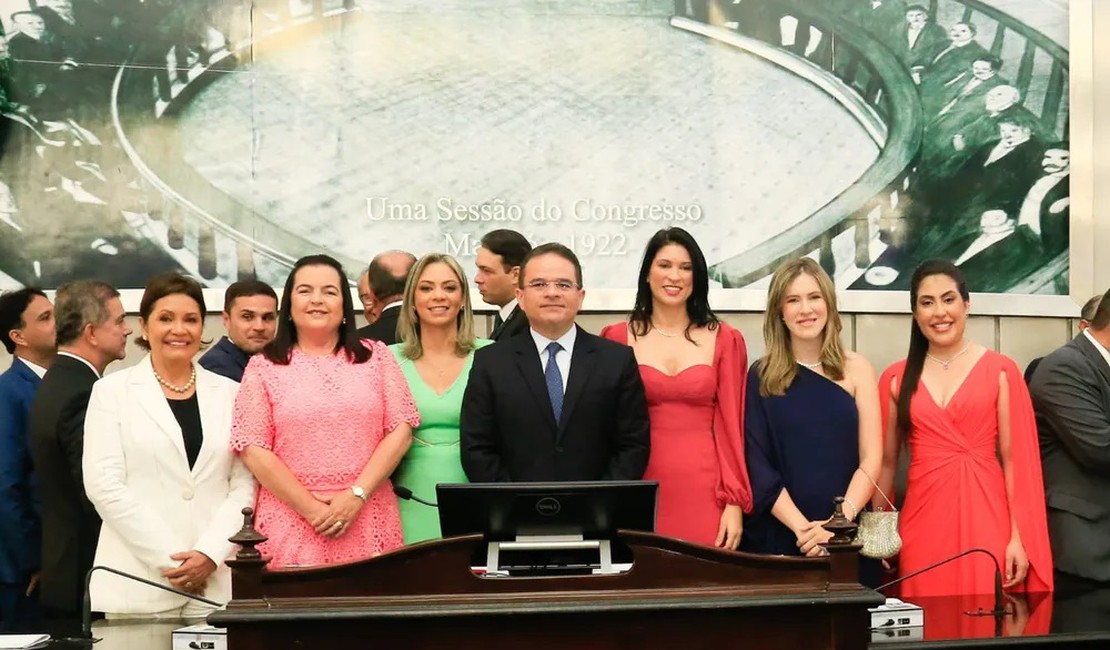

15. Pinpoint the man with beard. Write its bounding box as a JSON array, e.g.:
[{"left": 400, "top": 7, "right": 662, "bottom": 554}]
[{"left": 198, "top": 280, "right": 279, "bottom": 382}]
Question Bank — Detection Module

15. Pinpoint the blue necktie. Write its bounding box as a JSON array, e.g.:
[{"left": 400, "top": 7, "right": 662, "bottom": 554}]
[{"left": 544, "top": 341, "right": 564, "bottom": 423}]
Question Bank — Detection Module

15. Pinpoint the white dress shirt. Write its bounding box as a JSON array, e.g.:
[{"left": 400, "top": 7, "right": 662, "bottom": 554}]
[
  {"left": 1017, "top": 171, "right": 1068, "bottom": 235},
  {"left": 1083, "top": 329, "right": 1110, "bottom": 371},
  {"left": 530, "top": 326, "right": 577, "bottom": 394},
  {"left": 498, "top": 298, "right": 519, "bottom": 323},
  {"left": 17, "top": 356, "right": 48, "bottom": 379}
]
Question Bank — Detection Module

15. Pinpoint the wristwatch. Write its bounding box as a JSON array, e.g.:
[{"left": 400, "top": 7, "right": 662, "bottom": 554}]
[{"left": 351, "top": 485, "right": 367, "bottom": 502}]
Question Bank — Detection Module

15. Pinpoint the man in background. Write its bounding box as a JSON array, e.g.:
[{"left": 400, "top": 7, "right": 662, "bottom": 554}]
[
  {"left": 199, "top": 280, "right": 278, "bottom": 382},
  {"left": 1025, "top": 294, "right": 1101, "bottom": 384},
  {"left": 0, "top": 289, "right": 55, "bottom": 631},
  {"left": 356, "top": 250, "right": 415, "bottom": 345},
  {"left": 1029, "top": 291, "right": 1110, "bottom": 629},
  {"left": 357, "top": 269, "right": 380, "bottom": 327},
  {"left": 27, "top": 281, "right": 129, "bottom": 631},
  {"left": 475, "top": 229, "right": 532, "bottom": 341}
]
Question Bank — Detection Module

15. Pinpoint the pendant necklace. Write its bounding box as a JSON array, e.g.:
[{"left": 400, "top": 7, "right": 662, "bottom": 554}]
[{"left": 926, "top": 342, "right": 972, "bottom": 370}]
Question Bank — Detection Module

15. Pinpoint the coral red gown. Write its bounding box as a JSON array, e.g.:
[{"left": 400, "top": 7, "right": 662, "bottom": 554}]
[
  {"left": 601, "top": 322, "right": 752, "bottom": 545},
  {"left": 879, "top": 350, "right": 1053, "bottom": 597}
]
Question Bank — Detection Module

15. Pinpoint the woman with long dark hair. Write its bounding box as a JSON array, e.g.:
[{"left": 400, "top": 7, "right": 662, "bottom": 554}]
[
  {"left": 877, "top": 260, "right": 1052, "bottom": 596},
  {"left": 230, "top": 255, "right": 420, "bottom": 567},
  {"left": 601, "top": 228, "right": 751, "bottom": 548}
]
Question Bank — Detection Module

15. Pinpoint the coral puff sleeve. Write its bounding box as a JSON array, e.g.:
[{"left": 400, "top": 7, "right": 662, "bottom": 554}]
[{"left": 714, "top": 322, "right": 753, "bottom": 513}]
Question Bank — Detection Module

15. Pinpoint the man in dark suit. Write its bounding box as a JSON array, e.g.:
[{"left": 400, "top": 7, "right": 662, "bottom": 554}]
[
  {"left": 1017, "top": 143, "right": 1070, "bottom": 259},
  {"left": 890, "top": 5, "right": 948, "bottom": 71},
  {"left": 0, "top": 288, "right": 55, "bottom": 631},
  {"left": 1025, "top": 294, "right": 1100, "bottom": 385},
  {"left": 474, "top": 229, "right": 532, "bottom": 341},
  {"left": 461, "top": 243, "right": 650, "bottom": 482},
  {"left": 198, "top": 280, "right": 278, "bottom": 382},
  {"left": 1029, "top": 290, "right": 1110, "bottom": 589},
  {"left": 27, "top": 280, "right": 130, "bottom": 630},
  {"left": 355, "top": 250, "right": 415, "bottom": 345}
]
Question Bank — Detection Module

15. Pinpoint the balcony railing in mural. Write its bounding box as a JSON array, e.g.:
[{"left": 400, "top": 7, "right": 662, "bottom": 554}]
[
  {"left": 112, "top": 2, "right": 363, "bottom": 285},
  {"left": 681, "top": 0, "right": 1069, "bottom": 291}
]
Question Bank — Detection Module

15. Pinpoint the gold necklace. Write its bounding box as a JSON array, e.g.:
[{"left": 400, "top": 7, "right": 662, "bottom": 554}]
[
  {"left": 153, "top": 365, "right": 196, "bottom": 393},
  {"left": 650, "top": 321, "right": 686, "bottom": 338}
]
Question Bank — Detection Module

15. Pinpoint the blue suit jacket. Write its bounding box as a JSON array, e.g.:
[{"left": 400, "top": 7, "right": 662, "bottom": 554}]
[
  {"left": 198, "top": 337, "right": 250, "bottom": 383},
  {"left": 0, "top": 358, "right": 42, "bottom": 584}
]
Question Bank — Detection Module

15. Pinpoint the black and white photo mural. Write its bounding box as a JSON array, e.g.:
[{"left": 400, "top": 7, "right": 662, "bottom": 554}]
[{"left": 0, "top": 0, "right": 1070, "bottom": 296}]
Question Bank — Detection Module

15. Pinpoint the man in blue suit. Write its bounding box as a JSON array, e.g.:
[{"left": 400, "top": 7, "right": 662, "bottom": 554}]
[
  {"left": 198, "top": 280, "right": 278, "bottom": 382},
  {"left": 0, "top": 288, "right": 56, "bottom": 631}
]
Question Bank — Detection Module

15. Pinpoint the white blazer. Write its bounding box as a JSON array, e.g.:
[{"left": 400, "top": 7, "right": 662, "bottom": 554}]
[{"left": 83, "top": 355, "right": 256, "bottom": 615}]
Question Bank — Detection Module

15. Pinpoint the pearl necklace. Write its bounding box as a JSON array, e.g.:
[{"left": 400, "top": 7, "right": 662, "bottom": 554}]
[
  {"left": 926, "top": 342, "right": 972, "bottom": 371},
  {"left": 153, "top": 365, "right": 197, "bottom": 393},
  {"left": 797, "top": 359, "right": 823, "bottom": 369}
]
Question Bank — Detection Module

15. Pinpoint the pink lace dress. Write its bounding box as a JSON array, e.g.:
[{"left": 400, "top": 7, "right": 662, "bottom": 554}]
[{"left": 230, "top": 341, "right": 420, "bottom": 568}]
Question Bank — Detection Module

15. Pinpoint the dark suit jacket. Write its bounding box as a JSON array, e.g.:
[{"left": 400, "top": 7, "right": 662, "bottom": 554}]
[
  {"left": 197, "top": 336, "right": 250, "bottom": 382},
  {"left": 488, "top": 305, "right": 529, "bottom": 342},
  {"left": 356, "top": 305, "right": 401, "bottom": 345},
  {"left": 890, "top": 21, "right": 948, "bottom": 69},
  {"left": 0, "top": 358, "right": 42, "bottom": 585},
  {"left": 1029, "top": 334, "right": 1110, "bottom": 581},
  {"left": 460, "top": 326, "right": 650, "bottom": 482},
  {"left": 27, "top": 355, "right": 102, "bottom": 613}
]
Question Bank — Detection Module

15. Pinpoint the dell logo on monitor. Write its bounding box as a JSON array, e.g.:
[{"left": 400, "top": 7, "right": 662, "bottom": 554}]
[{"left": 535, "top": 497, "right": 562, "bottom": 516}]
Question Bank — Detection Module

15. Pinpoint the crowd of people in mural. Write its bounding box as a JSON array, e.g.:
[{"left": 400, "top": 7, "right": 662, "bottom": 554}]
[
  {"left": 0, "top": 1, "right": 356, "bottom": 288},
  {"left": 0, "top": 226, "right": 1105, "bottom": 637}
]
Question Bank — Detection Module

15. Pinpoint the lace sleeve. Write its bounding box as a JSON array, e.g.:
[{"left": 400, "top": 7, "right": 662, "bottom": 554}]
[
  {"left": 229, "top": 358, "right": 276, "bottom": 452},
  {"left": 375, "top": 341, "right": 421, "bottom": 434}
]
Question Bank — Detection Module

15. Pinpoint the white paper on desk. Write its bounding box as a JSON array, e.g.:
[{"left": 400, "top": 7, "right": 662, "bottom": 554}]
[{"left": 0, "top": 634, "right": 51, "bottom": 649}]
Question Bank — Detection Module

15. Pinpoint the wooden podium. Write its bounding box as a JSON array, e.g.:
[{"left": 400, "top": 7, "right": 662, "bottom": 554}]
[{"left": 209, "top": 508, "right": 882, "bottom": 649}]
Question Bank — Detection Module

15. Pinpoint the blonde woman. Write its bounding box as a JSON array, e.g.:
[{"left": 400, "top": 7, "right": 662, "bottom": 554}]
[
  {"left": 740, "top": 258, "right": 883, "bottom": 587},
  {"left": 390, "top": 253, "right": 491, "bottom": 543}
]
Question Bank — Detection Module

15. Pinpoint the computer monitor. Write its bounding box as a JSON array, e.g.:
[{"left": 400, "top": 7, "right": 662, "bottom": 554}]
[{"left": 437, "top": 481, "right": 658, "bottom": 541}]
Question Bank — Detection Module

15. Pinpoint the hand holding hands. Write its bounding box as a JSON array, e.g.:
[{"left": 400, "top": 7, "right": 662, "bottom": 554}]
[
  {"left": 310, "top": 490, "right": 365, "bottom": 538},
  {"left": 162, "top": 551, "right": 216, "bottom": 596},
  {"left": 795, "top": 520, "right": 834, "bottom": 557}
]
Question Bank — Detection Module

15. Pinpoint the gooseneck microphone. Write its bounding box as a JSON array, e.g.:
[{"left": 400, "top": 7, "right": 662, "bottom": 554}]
[
  {"left": 393, "top": 484, "right": 439, "bottom": 508},
  {"left": 83, "top": 565, "right": 222, "bottom": 639},
  {"left": 876, "top": 548, "right": 1010, "bottom": 634}
]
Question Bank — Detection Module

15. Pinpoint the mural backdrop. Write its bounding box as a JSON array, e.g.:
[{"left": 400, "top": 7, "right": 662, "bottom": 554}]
[{"left": 0, "top": 0, "right": 1070, "bottom": 296}]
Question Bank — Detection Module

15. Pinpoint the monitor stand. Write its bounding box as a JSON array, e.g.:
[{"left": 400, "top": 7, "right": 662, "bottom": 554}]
[{"left": 485, "top": 534, "right": 616, "bottom": 576}]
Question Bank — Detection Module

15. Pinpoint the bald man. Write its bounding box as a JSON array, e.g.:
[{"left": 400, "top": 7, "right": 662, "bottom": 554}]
[{"left": 355, "top": 251, "right": 416, "bottom": 344}]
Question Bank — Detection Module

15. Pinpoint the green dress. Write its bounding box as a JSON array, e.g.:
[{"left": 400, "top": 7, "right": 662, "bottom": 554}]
[{"left": 390, "top": 340, "right": 492, "bottom": 543}]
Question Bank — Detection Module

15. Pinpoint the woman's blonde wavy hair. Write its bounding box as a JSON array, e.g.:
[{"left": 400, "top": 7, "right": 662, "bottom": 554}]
[
  {"left": 396, "top": 253, "right": 477, "bottom": 360},
  {"left": 757, "top": 257, "right": 845, "bottom": 397}
]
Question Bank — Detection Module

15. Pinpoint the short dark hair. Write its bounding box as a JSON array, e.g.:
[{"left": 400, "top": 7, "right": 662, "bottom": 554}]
[
  {"left": 11, "top": 11, "right": 40, "bottom": 22},
  {"left": 479, "top": 229, "right": 532, "bottom": 271},
  {"left": 224, "top": 280, "right": 278, "bottom": 313},
  {"left": 54, "top": 281, "right": 120, "bottom": 347},
  {"left": 905, "top": 5, "right": 929, "bottom": 15},
  {"left": 973, "top": 55, "right": 1002, "bottom": 71},
  {"left": 368, "top": 251, "right": 416, "bottom": 302},
  {"left": 1090, "top": 289, "right": 1110, "bottom": 330},
  {"left": 1044, "top": 140, "right": 1070, "bottom": 153},
  {"left": 519, "top": 243, "right": 583, "bottom": 289},
  {"left": 0, "top": 288, "right": 48, "bottom": 354},
  {"left": 265, "top": 255, "right": 371, "bottom": 365},
  {"left": 1080, "top": 294, "right": 1101, "bottom": 323},
  {"left": 136, "top": 273, "right": 208, "bottom": 351}
]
